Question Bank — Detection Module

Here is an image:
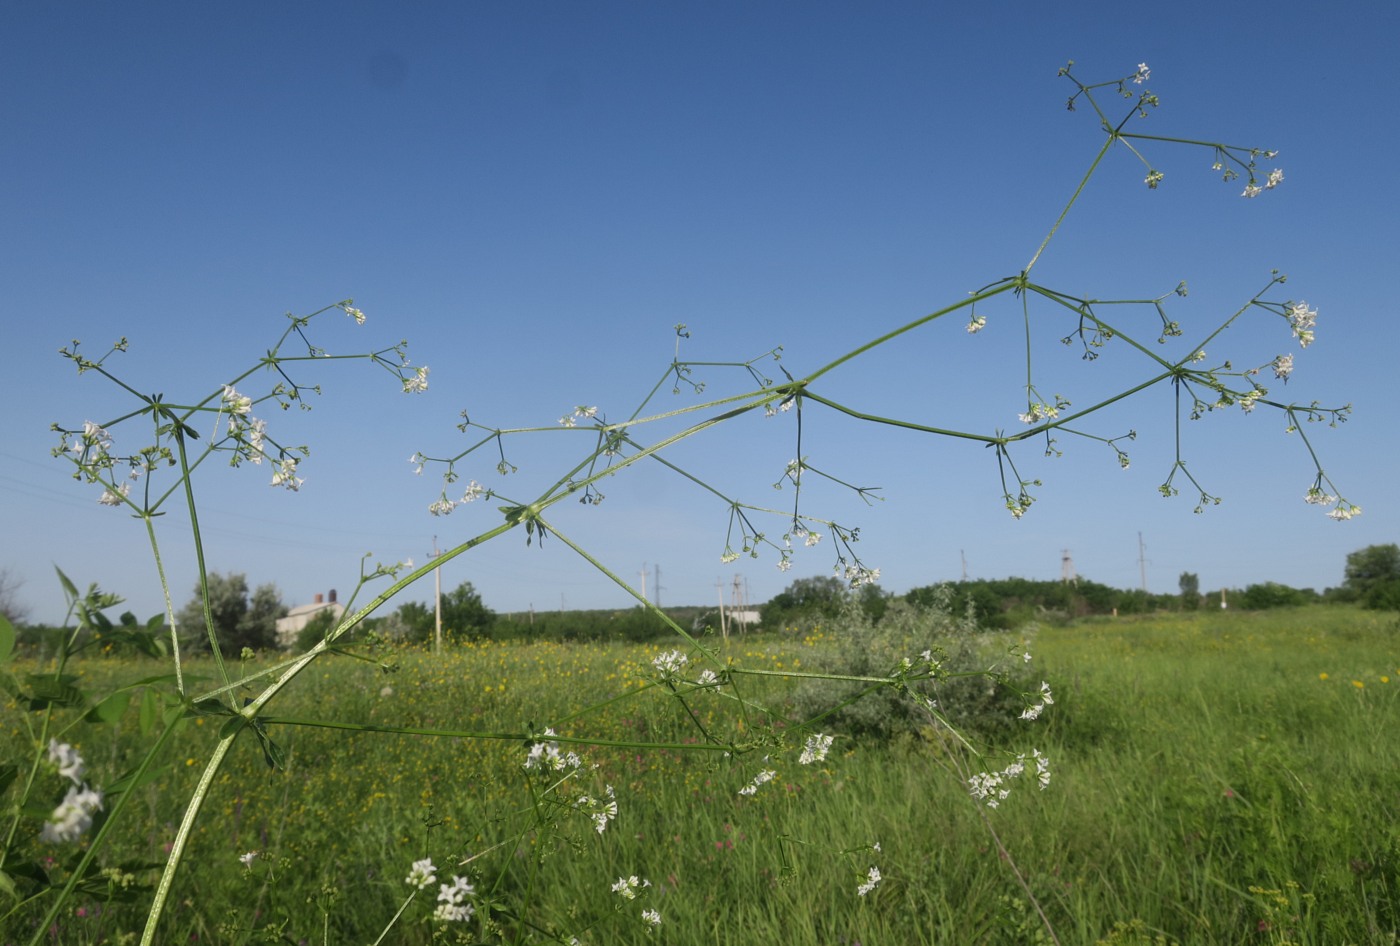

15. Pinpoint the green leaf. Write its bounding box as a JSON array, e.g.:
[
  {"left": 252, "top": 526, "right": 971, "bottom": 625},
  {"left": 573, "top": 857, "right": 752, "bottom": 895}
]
[
  {"left": 0, "top": 613, "right": 14, "bottom": 665},
  {"left": 219, "top": 715, "right": 247, "bottom": 740},
  {"left": 54, "top": 565, "right": 79, "bottom": 603},
  {"left": 105, "top": 764, "right": 168, "bottom": 800},
  {"left": 0, "top": 763, "right": 17, "bottom": 798},
  {"left": 24, "top": 673, "right": 85, "bottom": 710},
  {"left": 86, "top": 690, "right": 132, "bottom": 725},
  {"left": 139, "top": 687, "right": 160, "bottom": 736}
]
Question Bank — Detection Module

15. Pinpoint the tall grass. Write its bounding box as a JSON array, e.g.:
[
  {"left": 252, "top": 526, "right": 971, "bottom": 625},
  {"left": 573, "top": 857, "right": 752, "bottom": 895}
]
[{"left": 6, "top": 605, "right": 1396, "bottom": 944}]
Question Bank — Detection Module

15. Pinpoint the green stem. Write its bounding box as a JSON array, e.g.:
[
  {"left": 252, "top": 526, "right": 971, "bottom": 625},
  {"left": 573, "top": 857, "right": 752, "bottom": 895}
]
[
  {"left": 1025, "top": 139, "right": 1113, "bottom": 274},
  {"left": 143, "top": 514, "right": 184, "bottom": 695}
]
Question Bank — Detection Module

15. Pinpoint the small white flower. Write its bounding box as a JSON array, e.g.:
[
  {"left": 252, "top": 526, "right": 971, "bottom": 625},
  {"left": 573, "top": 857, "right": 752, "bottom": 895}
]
[
  {"left": 406, "top": 857, "right": 437, "bottom": 889},
  {"left": 221, "top": 385, "right": 253, "bottom": 415},
  {"left": 799, "top": 733, "right": 834, "bottom": 765},
  {"left": 343, "top": 305, "right": 366, "bottom": 324},
  {"left": 403, "top": 366, "right": 430, "bottom": 394},
  {"left": 1327, "top": 503, "right": 1361, "bottom": 521},
  {"left": 696, "top": 669, "right": 719, "bottom": 687},
  {"left": 1191, "top": 349, "right": 1207, "bottom": 363},
  {"left": 559, "top": 415, "right": 576, "bottom": 427},
  {"left": 98, "top": 482, "right": 131, "bottom": 506},
  {"left": 612, "top": 875, "right": 651, "bottom": 900},
  {"left": 738, "top": 769, "right": 777, "bottom": 796},
  {"left": 1272, "top": 354, "right": 1294, "bottom": 381},
  {"left": 1133, "top": 62, "right": 1150, "bottom": 84},
  {"left": 40, "top": 784, "right": 103, "bottom": 844},
  {"left": 428, "top": 497, "right": 456, "bottom": 516},
  {"left": 641, "top": 908, "right": 662, "bottom": 927},
  {"left": 720, "top": 550, "right": 740, "bottom": 564},
  {"left": 47, "top": 740, "right": 86, "bottom": 784},
  {"left": 270, "top": 457, "right": 304, "bottom": 491},
  {"left": 240, "top": 851, "right": 260, "bottom": 869},
  {"left": 1304, "top": 487, "right": 1337, "bottom": 506},
  {"left": 776, "top": 558, "right": 793, "bottom": 572},
  {"left": 652, "top": 650, "right": 688, "bottom": 676},
  {"left": 461, "top": 480, "right": 485, "bottom": 502},
  {"left": 523, "top": 729, "right": 582, "bottom": 771},
  {"left": 433, "top": 875, "right": 475, "bottom": 922},
  {"left": 1242, "top": 182, "right": 1263, "bottom": 198},
  {"left": 966, "top": 314, "right": 987, "bottom": 334},
  {"left": 857, "top": 866, "right": 882, "bottom": 897},
  {"left": 1265, "top": 168, "right": 1284, "bottom": 190}
]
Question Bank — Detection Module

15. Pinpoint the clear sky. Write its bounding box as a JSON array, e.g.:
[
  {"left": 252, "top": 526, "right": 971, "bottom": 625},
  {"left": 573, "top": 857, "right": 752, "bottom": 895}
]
[{"left": 3, "top": 2, "right": 1396, "bottom": 626}]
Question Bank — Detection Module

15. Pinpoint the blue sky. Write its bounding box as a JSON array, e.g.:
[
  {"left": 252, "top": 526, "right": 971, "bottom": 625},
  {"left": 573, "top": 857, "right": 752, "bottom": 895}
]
[{"left": 4, "top": 2, "right": 1396, "bottom": 626}]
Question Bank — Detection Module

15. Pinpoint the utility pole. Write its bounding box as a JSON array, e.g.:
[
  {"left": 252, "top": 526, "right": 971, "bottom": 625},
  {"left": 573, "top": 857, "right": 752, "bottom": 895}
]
[
  {"left": 1061, "top": 549, "right": 1076, "bottom": 584},
  {"left": 960, "top": 549, "right": 968, "bottom": 582},
  {"left": 1137, "top": 532, "right": 1149, "bottom": 592},
  {"left": 715, "top": 579, "right": 728, "bottom": 642},
  {"left": 430, "top": 536, "right": 443, "bottom": 656},
  {"left": 653, "top": 563, "right": 663, "bottom": 608},
  {"left": 639, "top": 563, "right": 647, "bottom": 603}
]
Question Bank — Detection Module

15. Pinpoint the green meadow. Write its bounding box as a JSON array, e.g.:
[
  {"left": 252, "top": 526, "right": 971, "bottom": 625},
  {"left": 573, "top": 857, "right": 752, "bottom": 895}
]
[{"left": 5, "top": 605, "right": 1397, "bottom": 945}]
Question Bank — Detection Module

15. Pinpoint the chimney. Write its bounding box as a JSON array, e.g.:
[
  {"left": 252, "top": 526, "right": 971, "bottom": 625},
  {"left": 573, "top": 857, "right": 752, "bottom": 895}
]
[
  {"left": 314, "top": 593, "right": 324, "bottom": 604},
  {"left": 328, "top": 589, "right": 337, "bottom": 604}
]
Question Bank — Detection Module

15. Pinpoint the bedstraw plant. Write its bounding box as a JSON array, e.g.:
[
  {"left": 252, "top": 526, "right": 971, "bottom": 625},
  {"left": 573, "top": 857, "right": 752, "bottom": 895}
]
[{"left": 0, "top": 61, "right": 1357, "bottom": 945}]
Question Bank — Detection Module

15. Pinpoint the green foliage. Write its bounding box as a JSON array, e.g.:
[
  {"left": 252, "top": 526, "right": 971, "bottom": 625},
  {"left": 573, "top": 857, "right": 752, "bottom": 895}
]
[
  {"left": 1343, "top": 543, "right": 1400, "bottom": 610},
  {"left": 293, "top": 608, "right": 339, "bottom": 651},
  {"left": 1237, "top": 581, "right": 1318, "bottom": 610},
  {"left": 175, "top": 572, "right": 286, "bottom": 655},
  {"left": 388, "top": 581, "right": 495, "bottom": 643},
  {"left": 761, "top": 575, "right": 889, "bottom": 630},
  {"left": 789, "top": 591, "right": 1030, "bottom": 741},
  {"left": 1178, "top": 571, "right": 1200, "bottom": 611},
  {"left": 905, "top": 576, "right": 1177, "bottom": 628}
]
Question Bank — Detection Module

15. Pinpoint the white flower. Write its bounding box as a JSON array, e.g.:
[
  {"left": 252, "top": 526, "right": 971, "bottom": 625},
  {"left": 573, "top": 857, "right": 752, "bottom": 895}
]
[
  {"left": 428, "top": 497, "right": 456, "bottom": 516},
  {"left": 1287, "top": 301, "right": 1317, "bottom": 347},
  {"left": 40, "top": 784, "right": 103, "bottom": 843},
  {"left": 408, "top": 453, "right": 425, "bottom": 475},
  {"left": 1265, "top": 168, "right": 1284, "bottom": 190},
  {"left": 406, "top": 858, "right": 437, "bottom": 889},
  {"left": 738, "top": 769, "right": 777, "bottom": 796},
  {"left": 1242, "top": 182, "right": 1263, "bottom": 198},
  {"left": 776, "top": 558, "right": 793, "bottom": 572},
  {"left": 1191, "top": 349, "right": 1207, "bottom": 363},
  {"left": 1304, "top": 487, "right": 1337, "bottom": 506},
  {"left": 857, "top": 866, "right": 882, "bottom": 897},
  {"left": 342, "top": 305, "right": 366, "bottom": 324},
  {"left": 1272, "top": 354, "right": 1294, "bottom": 381},
  {"left": 1144, "top": 169, "right": 1163, "bottom": 190},
  {"left": 799, "top": 733, "right": 833, "bottom": 765},
  {"left": 696, "top": 669, "right": 719, "bottom": 687},
  {"left": 270, "top": 457, "right": 304, "bottom": 491},
  {"left": 966, "top": 315, "right": 987, "bottom": 334},
  {"left": 221, "top": 385, "right": 253, "bottom": 415},
  {"left": 47, "top": 740, "right": 86, "bottom": 784},
  {"left": 461, "top": 480, "right": 485, "bottom": 502},
  {"left": 652, "top": 650, "right": 688, "bottom": 676},
  {"left": 97, "top": 482, "right": 131, "bottom": 506},
  {"left": 720, "top": 550, "right": 740, "bottom": 564},
  {"left": 641, "top": 908, "right": 662, "bottom": 927},
  {"left": 240, "top": 851, "right": 260, "bottom": 869},
  {"left": 433, "top": 875, "right": 475, "bottom": 922},
  {"left": 403, "top": 366, "right": 430, "bottom": 394},
  {"left": 804, "top": 531, "right": 822, "bottom": 548},
  {"left": 559, "top": 415, "right": 576, "bottom": 427},
  {"left": 612, "top": 875, "right": 650, "bottom": 900},
  {"left": 523, "top": 729, "right": 582, "bottom": 772},
  {"left": 1327, "top": 503, "right": 1361, "bottom": 521},
  {"left": 575, "top": 405, "right": 598, "bottom": 418},
  {"left": 1033, "top": 749, "right": 1052, "bottom": 790},
  {"left": 1133, "top": 62, "right": 1150, "bottom": 84},
  {"left": 582, "top": 785, "right": 618, "bottom": 833}
]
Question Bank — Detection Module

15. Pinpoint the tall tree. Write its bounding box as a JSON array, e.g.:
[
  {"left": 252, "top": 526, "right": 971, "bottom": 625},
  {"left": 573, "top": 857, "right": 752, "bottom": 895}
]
[
  {"left": 1178, "top": 571, "right": 1201, "bottom": 611},
  {"left": 1343, "top": 544, "right": 1400, "bottom": 609},
  {"left": 176, "top": 572, "right": 286, "bottom": 655}
]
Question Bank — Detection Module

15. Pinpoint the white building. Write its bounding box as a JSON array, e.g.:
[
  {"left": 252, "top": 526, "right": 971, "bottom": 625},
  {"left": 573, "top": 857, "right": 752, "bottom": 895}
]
[{"left": 276, "top": 589, "right": 345, "bottom": 649}]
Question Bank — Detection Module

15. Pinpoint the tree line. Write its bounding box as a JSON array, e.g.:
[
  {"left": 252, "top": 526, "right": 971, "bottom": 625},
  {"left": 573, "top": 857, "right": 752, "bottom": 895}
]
[{"left": 5, "top": 544, "right": 1399, "bottom": 655}]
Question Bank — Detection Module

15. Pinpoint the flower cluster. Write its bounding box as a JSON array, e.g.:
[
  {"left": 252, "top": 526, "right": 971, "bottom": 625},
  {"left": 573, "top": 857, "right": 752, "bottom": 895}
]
[
  {"left": 432, "top": 875, "right": 475, "bottom": 923},
  {"left": 427, "top": 480, "right": 487, "bottom": 516},
  {"left": 1286, "top": 300, "right": 1317, "bottom": 348},
  {"left": 738, "top": 768, "right": 777, "bottom": 796},
  {"left": 402, "top": 365, "right": 430, "bottom": 394},
  {"left": 576, "top": 785, "right": 618, "bottom": 833},
  {"left": 966, "top": 314, "right": 987, "bottom": 334},
  {"left": 612, "top": 875, "right": 651, "bottom": 900},
  {"left": 270, "top": 456, "right": 304, "bottom": 492},
  {"left": 406, "top": 857, "right": 438, "bottom": 890},
  {"left": 40, "top": 784, "right": 104, "bottom": 844},
  {"left": 1242, "top": 167, "right": 1285, "bottom": 198},
  {"left": 1019, "top": 682, "right": 1054, "bottom": 721},
  {"left": 968, "top": 749, "right": 1052, "bottom": 807},
  {"left": 559, "top": 405, "right": 599, "bottom": 427},
  {"left": 857, "top": 866, "right": 883, "bottom": 897},
  {"left": 798, "top": 733, "right": 834, "bottom": 765},
  {"left": 651, "top": 649, "right": 688, "bottom": 677},
  {"left": 1018, "top": 402, "right": 1059, "bottom": 425},
  {"left": 523, "top": 729, "right": 582, "bottom": 772}
]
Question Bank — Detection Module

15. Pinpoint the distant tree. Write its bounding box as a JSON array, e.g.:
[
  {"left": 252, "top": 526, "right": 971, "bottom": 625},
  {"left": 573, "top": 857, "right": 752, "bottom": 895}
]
[
  {"left": 294, "top": 608, "right": 339, "bottom": 651},
  {"left": 762, "top": 575, "right": 850, "bottom": 629},
  {"left": 441, "top": 581, "right": 495, "bottom": 640},
  {"left": 1178, "top": 572, "right": 1201, "bottom": 611},
  {"left": 0, "top": 567, "right": 29, "bottom": 625},
  {"left": 390, "top": 583, "right": 495, "bottom": 644},
  {"left": 1238, "top": 581, "right": 1316, "bottom": 610},
  {"left": 176, "top": 572, "right": 286, "bottom": 655},
  {"left": 1342, "top": 544, "right": 1400, "bottom": 609}
]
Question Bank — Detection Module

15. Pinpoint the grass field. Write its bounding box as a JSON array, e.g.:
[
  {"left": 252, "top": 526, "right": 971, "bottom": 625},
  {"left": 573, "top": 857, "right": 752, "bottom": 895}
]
[{"left": 4, "top": 605, "right": 1398, "bottom": 945}]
